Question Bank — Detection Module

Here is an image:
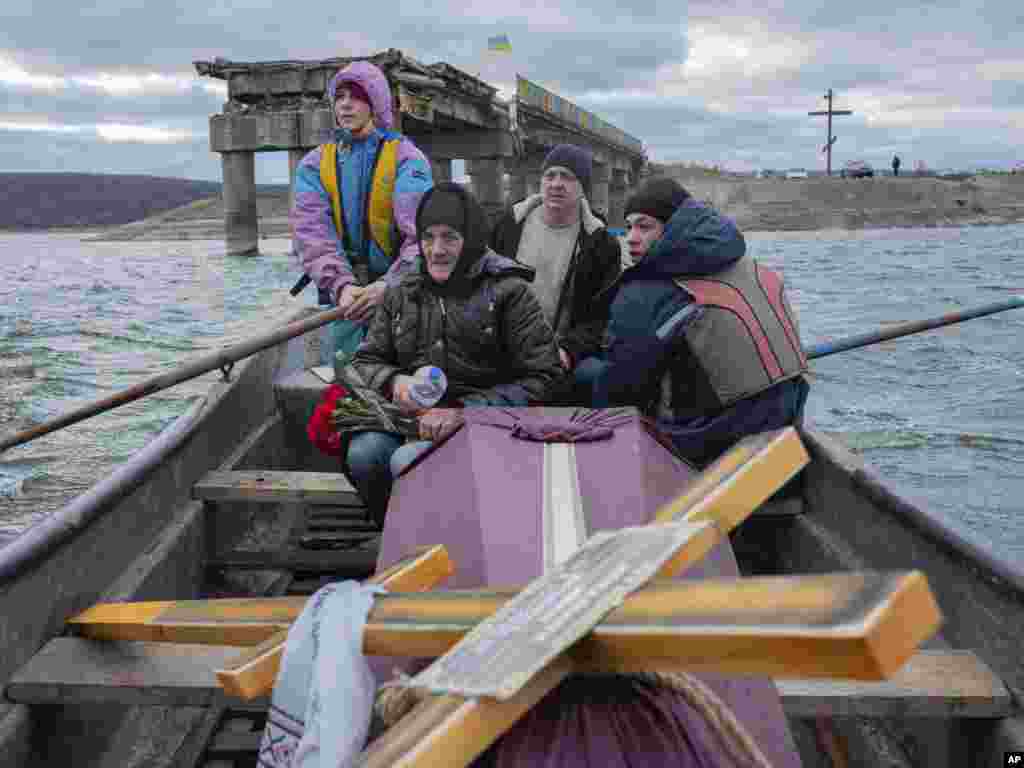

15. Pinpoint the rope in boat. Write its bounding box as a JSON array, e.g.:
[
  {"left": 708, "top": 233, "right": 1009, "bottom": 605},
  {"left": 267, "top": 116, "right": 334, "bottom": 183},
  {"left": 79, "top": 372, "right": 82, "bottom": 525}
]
[
  {"left": 635, "top": 670, "right": 775, "bottom": 768},
  {"left": 374, "top": 669, "right": 774, "bottom": 768}
]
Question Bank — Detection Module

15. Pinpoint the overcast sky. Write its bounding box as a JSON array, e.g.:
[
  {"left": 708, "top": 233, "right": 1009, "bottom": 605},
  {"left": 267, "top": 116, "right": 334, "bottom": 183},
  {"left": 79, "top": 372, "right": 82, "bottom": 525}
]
[{"left": 2, "top": 1, "right": 1022, "bottom": 182}]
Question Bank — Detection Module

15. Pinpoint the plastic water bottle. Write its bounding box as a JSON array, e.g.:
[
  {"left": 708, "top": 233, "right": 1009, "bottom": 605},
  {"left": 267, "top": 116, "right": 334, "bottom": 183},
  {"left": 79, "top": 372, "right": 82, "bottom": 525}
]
[{"left": 408, "top": 366, "right": 448, "bottom": 409}]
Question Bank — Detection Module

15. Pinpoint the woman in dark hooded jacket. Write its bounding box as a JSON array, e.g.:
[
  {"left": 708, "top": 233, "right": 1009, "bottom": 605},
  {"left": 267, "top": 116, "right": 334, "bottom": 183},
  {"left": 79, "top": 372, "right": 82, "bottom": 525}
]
[{"left": 346, "top": 182, "right": 564, "bottom": 524}]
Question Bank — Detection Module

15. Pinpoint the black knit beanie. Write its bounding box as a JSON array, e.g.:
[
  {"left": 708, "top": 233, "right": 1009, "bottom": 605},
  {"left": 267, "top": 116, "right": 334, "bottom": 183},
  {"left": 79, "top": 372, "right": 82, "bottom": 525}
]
[
  {"left": 416, "top": 184, "right": 466, "bottom": 238},
  {"left": 624, "top": 178, "right": 691, "bottom": 224},
  {"left": 415, "top": 182, "right": 489, "bottom": 294},
  {"left": 542, "top": 144, "right": 593, "bottom": 196}
]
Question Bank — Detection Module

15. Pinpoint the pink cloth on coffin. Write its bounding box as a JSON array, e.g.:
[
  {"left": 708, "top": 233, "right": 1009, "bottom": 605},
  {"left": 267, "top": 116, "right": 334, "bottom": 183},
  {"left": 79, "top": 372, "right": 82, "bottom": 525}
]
[{"left": 372, "top": 407, "right": 803, "bottom": 768}]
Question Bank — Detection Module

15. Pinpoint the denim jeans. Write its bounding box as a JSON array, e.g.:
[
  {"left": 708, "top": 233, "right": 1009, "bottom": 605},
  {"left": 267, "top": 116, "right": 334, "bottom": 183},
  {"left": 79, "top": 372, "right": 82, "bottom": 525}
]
[
  {"left": 570, "top": 356, "right": 609, "bottom": 406},
  {"left": 346, "top": 432, "right": 432, "bottom": 527}
]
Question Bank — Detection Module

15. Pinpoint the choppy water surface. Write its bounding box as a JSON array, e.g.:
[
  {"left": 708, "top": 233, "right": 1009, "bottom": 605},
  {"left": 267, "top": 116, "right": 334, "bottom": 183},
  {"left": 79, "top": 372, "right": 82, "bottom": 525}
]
[
  {"left": 0, "top": 232, "right": 317, "bottom": 542},
  {"left": 1, "top": 225, "right": 1022, "bottom": 561}
]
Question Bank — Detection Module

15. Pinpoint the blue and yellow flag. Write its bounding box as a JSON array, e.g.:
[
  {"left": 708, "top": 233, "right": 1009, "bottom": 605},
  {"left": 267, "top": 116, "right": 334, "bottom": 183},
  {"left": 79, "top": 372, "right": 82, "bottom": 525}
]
[{"left": 487, "top": 34, "right": 512, "bottom": 52}]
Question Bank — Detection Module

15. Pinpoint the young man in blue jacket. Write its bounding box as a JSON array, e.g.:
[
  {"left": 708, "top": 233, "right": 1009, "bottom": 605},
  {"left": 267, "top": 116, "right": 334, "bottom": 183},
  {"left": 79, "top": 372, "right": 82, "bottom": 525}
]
[{"left": 592, "top": 177, "right": 810, "bottom": 466}]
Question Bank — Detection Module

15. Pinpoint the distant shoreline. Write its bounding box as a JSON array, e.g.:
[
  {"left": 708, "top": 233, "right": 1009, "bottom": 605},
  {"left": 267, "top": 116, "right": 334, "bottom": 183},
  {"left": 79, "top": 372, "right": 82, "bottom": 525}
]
[{"left": 6, "top": 174, "right": 1024, "bottom": 240}]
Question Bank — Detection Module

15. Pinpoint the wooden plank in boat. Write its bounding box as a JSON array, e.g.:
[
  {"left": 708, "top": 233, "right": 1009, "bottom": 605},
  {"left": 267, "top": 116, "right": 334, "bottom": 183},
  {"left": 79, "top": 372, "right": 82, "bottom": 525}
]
[
  {"left": 775, "top": 649, "right": 1013, "bottom": 718},
  {"left": 752, "top": 497, "right": 804, "bottom": 518},
  {"left": 205, "top": 546, "right": 378, "bottom": 576},
  {"left": 9, "top": 642, "right": 1000, "bottom": 717},
  {"left": 206, "top": 728, "right": 263, "bottom": 758},
  {"left": 296, "top": 532, "right": 379, "bottom": 549},
  {"left": 193, "top": 470, "right": 361, "bottom": 505},
  {"left": 4, "top": 638, "right": 247, "bottom": 707},
  {"left": 304, "top": 514, "right": 376, "bottom": 528}
]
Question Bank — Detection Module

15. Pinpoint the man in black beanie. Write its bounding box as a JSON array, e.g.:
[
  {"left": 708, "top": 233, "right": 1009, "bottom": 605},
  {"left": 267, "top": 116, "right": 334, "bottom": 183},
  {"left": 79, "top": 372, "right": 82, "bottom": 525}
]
[
  {"left": 592, "top": 176, "right": 810, "bottom": 467},
  {"left": 490, "top": 144, "right": 622, "bottom": 402}
]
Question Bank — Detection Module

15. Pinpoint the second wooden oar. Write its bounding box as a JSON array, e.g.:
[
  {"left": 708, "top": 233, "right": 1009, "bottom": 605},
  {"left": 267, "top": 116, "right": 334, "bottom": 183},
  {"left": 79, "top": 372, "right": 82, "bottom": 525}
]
[
  {"left": 3, "top": 294, "right": 1019, "bottom": 454},
  {"left": 805, "top": 296, "right": 1023, "bottom": 360}
]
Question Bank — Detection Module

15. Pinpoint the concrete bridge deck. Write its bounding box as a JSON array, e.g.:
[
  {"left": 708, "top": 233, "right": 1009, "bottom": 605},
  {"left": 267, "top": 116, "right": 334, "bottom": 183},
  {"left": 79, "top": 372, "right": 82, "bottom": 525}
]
[{"left": 194, "top": 49, "right": 646, "bottom": 255}]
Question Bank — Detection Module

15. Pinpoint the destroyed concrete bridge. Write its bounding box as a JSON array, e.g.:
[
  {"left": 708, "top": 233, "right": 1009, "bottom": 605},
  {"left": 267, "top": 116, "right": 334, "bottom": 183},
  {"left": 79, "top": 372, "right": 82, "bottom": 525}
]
[{"left": 194, "top": 49, "right": 647, "bottom": 256}]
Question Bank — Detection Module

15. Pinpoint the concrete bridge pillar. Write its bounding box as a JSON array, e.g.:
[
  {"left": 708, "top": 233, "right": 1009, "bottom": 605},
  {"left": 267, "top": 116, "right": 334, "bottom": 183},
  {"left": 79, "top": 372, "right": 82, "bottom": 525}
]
[
  {"left": 609, "top": 168, "right": 631, "bottom": 227},
  {"left": 222, "top": 151, "right": 259, "bottom": 256},
  {"left": 288, "top": 147, "right": 312, "bottom": 213},
  {"left": 527, "top": 169, "right": 543, "bottom": 197},
  {"left": 508, "top": 170, "right": 528, "bottom": 204},
  {"left": 430, "top": 158, "right": 452, "bottom": 183},
  {"left": 465, "top": 157, "right": 506, "bottom": 225},
  {"left": 590, "top": 162, "right": 611, "bottom": 221},
  {"left": 506, "top": 157, "right": 545, "bottom": 201}
]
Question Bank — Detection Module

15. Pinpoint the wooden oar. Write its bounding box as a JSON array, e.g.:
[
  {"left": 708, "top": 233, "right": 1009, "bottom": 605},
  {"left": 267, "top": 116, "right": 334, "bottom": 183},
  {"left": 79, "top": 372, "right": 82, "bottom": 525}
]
[
  {"left": 5, "top": 291, "right": 1019, "bottom": 454},
  {"left": 0, "top": 304, "right": 347, "bottom": 454},
  {"left": 805, "top": 296, "right": 1023, "bottom": 359}
]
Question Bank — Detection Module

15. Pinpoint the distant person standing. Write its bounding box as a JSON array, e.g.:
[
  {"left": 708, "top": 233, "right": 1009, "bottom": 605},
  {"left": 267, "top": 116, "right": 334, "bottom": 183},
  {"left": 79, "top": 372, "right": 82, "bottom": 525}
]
[{"left": 892, "top": 155, "right": 901, "bottom": 177}]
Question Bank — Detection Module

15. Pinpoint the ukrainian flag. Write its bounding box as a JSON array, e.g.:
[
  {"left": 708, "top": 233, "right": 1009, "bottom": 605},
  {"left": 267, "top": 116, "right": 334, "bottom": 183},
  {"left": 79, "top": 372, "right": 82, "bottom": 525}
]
[{"left": 487, "top": 34, "right": 512, "bottom": 52}]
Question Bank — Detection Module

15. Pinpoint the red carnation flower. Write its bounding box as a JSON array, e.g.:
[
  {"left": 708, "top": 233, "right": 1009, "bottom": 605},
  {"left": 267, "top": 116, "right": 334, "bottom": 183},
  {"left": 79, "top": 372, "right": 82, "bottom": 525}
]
[{"left": 306, "top": 383, "right": 349, "bottom": 456}]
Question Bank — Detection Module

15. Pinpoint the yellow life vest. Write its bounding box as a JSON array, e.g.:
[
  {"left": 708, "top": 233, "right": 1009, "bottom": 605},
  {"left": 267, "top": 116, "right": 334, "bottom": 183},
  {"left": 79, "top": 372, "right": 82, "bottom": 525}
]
[{"left": 320, "top": 138, "right": 400, "bottom": 261}]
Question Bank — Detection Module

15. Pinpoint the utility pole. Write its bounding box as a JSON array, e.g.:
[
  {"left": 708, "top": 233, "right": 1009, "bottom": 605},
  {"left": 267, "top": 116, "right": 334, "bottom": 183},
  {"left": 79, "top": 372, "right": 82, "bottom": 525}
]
[{"left": 808, "top": 88, "right": 853, "bottom": 176}]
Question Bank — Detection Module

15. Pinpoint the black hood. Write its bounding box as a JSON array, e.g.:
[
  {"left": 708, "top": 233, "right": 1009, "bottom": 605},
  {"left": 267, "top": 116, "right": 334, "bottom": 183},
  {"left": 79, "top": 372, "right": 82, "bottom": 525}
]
[{"left": 415, "top": 182, "right": 491, "bottom": 295}]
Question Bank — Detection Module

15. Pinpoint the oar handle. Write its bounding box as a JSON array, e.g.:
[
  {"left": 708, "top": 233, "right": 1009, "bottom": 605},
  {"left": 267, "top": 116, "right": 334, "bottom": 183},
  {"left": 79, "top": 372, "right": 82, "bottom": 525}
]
[
  {"left": 0, "top": 304, "right": 348, "bottom": 454},
  {"left": 805, "top": 296, "right": 1023, "bottom": 360}
]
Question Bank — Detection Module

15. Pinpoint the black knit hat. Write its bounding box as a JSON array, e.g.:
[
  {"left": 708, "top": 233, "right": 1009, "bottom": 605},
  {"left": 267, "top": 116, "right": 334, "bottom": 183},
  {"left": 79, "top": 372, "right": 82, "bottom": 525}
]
[
  {"left": 415, "top": 182, "right": 489, "bottom": 294},
  {"left": 624, "top": 177, "right": 691, "bottom": 224},
  {"left": 542, "top": 144, "right": 593, "bottom": 196},
  {"left": 417, "top": 184, "right": 466, "bottom": 238}
]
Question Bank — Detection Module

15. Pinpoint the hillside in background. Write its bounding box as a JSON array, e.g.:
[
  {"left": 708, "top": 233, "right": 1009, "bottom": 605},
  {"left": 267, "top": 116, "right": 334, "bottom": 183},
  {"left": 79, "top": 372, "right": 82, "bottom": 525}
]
[{"left": 0, "top": 173, "right": 288, "bottom": 230}]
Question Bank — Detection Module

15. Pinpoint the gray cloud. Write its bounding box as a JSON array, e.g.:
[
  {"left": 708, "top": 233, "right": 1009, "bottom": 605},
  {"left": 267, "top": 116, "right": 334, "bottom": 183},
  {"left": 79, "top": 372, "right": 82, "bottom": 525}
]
[
  {"left": 1, "top": 0, "right": 1022, "bottom": 181},
  {"left": 0, "top": 129, "right": 218, "bottom": 178},
  {"left": 1, "top": 81, "right": 223, "bottom": 122}
]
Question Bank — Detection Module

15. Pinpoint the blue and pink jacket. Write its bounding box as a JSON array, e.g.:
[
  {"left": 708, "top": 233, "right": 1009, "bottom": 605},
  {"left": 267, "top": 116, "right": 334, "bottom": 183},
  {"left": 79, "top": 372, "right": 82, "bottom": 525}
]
[{"left": 291, "top": 61, "right": 433, "bottom": 302}]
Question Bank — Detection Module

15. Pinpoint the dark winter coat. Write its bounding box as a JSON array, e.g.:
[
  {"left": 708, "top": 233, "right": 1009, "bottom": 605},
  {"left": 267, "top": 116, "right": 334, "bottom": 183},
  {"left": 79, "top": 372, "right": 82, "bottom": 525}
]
[
  {"left": 593, "top": 198, "right": 809, "bottom": 466},
  {"left": 489, "top": 195, "right": 622, "bottom": 365},
  {"left": 353, "top": 184, "right": 564, "bottom": 406}
]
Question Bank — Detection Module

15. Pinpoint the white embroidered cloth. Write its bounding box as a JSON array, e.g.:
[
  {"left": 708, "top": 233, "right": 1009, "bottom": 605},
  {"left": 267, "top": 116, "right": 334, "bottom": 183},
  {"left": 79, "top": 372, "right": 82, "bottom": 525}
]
[{"left": 258, "top": 581, "right": 385, "bottom": 768}]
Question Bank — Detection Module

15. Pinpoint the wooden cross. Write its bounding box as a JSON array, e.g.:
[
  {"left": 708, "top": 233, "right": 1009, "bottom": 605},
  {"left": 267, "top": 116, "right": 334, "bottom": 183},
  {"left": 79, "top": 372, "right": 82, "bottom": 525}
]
[
  {"left": 70, "top": 428, "right": 811, "bottom": 699},
  {"left": 65, "top": 429, "right": 943, "bottom": 767},
  {"left": 808, "top": 88, "right": 853, "bottom": 175}
]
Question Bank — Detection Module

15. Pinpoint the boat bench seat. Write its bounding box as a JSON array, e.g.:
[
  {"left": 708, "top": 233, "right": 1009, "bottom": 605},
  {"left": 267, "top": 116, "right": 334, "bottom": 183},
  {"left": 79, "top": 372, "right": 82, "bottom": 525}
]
[
  {"left": 752, "top": 496, "right": 803, "bottom": 518},
  {"left": 774, "top": 649, "right": 1013, "bottom": 718},
  {"left": 193, "top": 470, "right": 361, "bottom": 506},
  {"left": 7, "top": 643, "right": 1013, "bottom": 719}
]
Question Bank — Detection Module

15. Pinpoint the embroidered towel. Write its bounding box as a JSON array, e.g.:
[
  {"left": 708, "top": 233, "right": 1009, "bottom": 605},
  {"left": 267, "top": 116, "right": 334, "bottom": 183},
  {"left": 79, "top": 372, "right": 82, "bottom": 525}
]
[{"left": 258, "top": 581, "right": 386, "bottom": 768}]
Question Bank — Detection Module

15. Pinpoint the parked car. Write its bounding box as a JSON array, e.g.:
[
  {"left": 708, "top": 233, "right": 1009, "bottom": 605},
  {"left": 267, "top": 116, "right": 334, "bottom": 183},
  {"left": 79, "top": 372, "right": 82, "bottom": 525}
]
[
  {"left": 841, "top": 161, "right": 874, "bottom": 178},
  {"left": 785, "top": 169, "right": 809, "bottom": 179}
]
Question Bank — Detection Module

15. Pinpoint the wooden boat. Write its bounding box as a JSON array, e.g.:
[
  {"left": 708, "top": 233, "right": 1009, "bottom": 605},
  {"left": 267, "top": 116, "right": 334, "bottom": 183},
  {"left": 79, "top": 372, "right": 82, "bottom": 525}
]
[{"left": 1, "top": 308, "right": 1021, "bottom": 767}]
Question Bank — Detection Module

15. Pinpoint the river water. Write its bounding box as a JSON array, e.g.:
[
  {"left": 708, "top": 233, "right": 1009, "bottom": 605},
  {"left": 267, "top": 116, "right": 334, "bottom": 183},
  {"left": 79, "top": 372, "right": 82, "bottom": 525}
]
[{"left": 1, "top": 226, "right": 1022, "bottom": 561}]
